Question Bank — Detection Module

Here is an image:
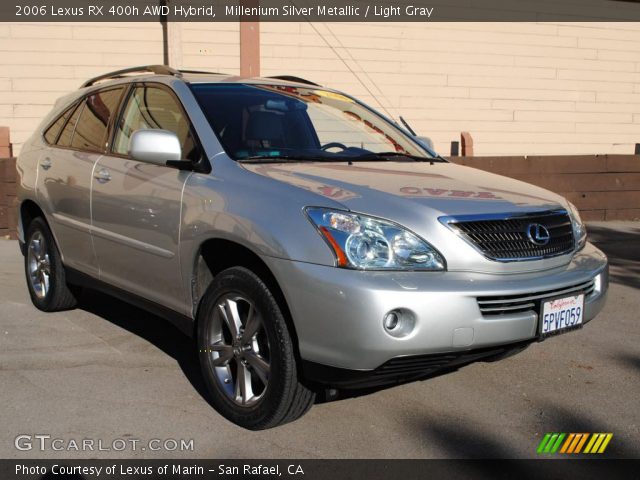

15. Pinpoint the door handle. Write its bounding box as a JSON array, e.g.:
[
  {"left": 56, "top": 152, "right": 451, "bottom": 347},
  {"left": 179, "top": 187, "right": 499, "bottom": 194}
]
[
  {"left": 41, "top": 158, "right": 52, "bottom": 170},
  {"left": 94, "top": 168, "right": 111, "bottom": 183}
]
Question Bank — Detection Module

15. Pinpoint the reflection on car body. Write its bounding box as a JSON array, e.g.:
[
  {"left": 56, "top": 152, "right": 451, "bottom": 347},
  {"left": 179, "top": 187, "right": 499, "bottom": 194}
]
[{"left": 16, "top": 65, "right": 608, "bottom": 430}]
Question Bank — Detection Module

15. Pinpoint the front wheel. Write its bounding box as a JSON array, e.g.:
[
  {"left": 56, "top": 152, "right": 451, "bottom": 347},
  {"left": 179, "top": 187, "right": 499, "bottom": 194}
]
[{"left": 197, "top": 267, "right": 314, "bottom": 430}]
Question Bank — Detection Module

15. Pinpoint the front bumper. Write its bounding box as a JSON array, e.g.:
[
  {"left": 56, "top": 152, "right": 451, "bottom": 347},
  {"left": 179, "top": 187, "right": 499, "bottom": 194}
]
[{"left": 266, "top": 242, "right": 608, "bottom": 373}]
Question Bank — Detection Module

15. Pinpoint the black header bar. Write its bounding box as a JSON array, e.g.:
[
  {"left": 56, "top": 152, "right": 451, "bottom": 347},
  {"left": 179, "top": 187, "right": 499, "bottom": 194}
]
[
  {"left": 2, "top": 0, "right": 640, "bottom": 22},
  {"left": 2, "top": 459, "right": 640, "bottom": 480}
]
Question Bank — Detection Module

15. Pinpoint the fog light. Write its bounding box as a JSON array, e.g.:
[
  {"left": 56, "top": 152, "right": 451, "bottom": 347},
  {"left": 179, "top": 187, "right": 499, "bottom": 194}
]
[
  {"left": 383, "top": 312, "right": 399, "bottom": 330},
  {"left": 382, "top": 309, "right": 416, "bottom": 338}
]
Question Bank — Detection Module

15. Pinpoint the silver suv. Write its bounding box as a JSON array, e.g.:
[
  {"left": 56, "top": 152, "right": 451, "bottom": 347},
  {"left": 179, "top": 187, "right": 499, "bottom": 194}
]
[{"left": 16, "top": 65, "right": 608, "bottom": 429}]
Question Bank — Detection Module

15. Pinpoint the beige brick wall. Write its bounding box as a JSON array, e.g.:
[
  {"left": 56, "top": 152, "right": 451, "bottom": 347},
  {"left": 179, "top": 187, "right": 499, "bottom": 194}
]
[
  {"left": 0, "top": 22, "right": 240, "bottom": 154},
  {"left": 261, "top": 22, "right": 640, "bottom": 156},
  {"left": 0, "top": 22, "right": 163, "bottom": 151},
  {"left": 1, "top": 21, "right": 640, "bottom": 156},
  {"left": 178, "top": 23, "right": 240, "bottom": 72}
]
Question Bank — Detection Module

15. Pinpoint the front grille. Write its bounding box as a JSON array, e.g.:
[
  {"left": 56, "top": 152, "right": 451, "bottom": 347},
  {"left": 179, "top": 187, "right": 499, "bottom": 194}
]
[
  {"left": 445, "top": 210, "right": 575, "bottom": 261},
  {"left": 477, "top": 279, "right": 596, "bottom": 316}
]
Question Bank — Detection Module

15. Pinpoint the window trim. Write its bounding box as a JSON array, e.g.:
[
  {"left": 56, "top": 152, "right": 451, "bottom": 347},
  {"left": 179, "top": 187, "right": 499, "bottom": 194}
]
[
  {"left": 54, "top": 101, "right": 84, "bottom": 149},
  {"left": 42, "top": 86, "right": 127, "bottom": 155},
  {"left": 70, "top": 86, "right": 127, "bottom": 153},
  {"left": 105, "top": 82, "right": 133, "bottom": 154},
  {"left": 42, "top": 100, "right": 81, "bottom": 146}
]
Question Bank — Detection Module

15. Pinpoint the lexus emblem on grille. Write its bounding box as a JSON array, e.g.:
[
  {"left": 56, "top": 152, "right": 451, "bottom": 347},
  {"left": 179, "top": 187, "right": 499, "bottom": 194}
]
[{"left": 526, "top": 223, "right": 551, "bottom": 246}]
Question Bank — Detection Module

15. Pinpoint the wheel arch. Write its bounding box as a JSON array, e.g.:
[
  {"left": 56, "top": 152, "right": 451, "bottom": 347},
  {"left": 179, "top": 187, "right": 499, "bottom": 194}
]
[
  {"left": 19, "top": 199, "right": 49, "bottom": 255},
  {"left": 192, "top": 238, "right": 302, "bottom": 362}
]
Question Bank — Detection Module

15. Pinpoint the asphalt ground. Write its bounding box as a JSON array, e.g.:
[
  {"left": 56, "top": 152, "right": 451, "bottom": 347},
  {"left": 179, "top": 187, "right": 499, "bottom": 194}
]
[{"left": 0, "top": 221, "right": 638, "bottom": 459}]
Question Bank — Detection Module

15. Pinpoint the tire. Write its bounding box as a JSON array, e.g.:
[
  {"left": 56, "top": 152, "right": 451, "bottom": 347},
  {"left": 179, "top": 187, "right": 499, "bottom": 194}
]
[
  {"left": 24, "top": 217, "right": 78, "bottom": 312},
  {"left": 197, "top": 267, "right": 315, "bottom": 430}
]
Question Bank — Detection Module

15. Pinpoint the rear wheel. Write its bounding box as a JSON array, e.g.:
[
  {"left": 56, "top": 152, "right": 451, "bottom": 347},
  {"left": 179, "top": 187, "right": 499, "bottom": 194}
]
[
  {"left": 24, "top": 217, "right": 78, "bottom": 311},
  {"left": 197, "top": 267, "right": 314, "bottom": 430}
]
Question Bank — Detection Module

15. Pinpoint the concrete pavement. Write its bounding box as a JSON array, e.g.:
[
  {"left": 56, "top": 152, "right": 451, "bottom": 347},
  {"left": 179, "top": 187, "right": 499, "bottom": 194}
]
[{"left": 1, "top": 222, "right": 639, "bottom": 459}]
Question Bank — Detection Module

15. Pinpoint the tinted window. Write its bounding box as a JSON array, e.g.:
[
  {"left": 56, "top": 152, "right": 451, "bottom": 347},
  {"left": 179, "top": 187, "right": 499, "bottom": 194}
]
[
  {"left": 191, "top": 85, "right": 319, "bottom": 159},
  {"left": 70, "top": 88, "right": 123, "bottom": 152},
  {"left": 113, "top": 86, "right": 199, "bottom": 161},
  {"left": 44, "top": 104, "right": 77, "bottom": 144},
  {"left": 56, "top": 103, "right": 83, "bottom": 147},
  {"left": 190, "top": 84, "right": 431, "bottom": 161}
]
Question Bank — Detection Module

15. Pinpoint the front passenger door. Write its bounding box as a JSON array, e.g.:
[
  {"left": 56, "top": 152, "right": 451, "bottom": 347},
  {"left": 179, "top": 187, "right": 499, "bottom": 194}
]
[{"left": 91, "top": 84, "right": 201, "bottom": 314}]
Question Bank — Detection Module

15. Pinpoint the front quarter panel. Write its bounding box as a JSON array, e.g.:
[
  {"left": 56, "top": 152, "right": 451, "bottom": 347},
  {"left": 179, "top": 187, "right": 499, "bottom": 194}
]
[{"left": 179, "top": 156, "right": 345, "bottom": 315}]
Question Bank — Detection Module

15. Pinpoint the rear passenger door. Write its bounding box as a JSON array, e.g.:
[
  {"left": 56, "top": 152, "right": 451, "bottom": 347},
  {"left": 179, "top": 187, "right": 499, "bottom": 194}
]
[
  {"left": 37, "top": 87, "right": 125, "bottom": 276},
  {"left": 91, "top": 84, "right": 201, "bottom": 314}
]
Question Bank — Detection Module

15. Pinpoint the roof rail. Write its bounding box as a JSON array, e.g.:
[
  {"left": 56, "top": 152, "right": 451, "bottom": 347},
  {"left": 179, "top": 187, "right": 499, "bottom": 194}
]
[
  {"left": 266, "top": 75, "right": 320, "bottom": 86},
  {"left": 81, "top": 65, "right": 181, "bottom": 88}
]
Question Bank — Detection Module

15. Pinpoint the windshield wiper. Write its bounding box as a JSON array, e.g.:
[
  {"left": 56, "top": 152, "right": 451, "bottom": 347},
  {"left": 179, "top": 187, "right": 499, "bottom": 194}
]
[
  {"left": 238, "top": 154, "right": 338, "bottom": 163},
  {"left": 238, "top": 152, "right": 448, "bottom": 164},
  {"left": 355, "top": 152, "right": 448, "bottom": 163}
]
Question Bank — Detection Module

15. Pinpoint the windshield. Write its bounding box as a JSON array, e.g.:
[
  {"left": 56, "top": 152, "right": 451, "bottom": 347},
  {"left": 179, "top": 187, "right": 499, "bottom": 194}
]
[{"left": 190, "top": 83, "right": 434, "bottom": 162}]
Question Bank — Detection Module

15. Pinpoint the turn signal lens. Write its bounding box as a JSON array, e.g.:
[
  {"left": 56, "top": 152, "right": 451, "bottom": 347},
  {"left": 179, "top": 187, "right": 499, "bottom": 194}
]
[{"left": 567, "top": 201, "right": 587, "bottom": 251}]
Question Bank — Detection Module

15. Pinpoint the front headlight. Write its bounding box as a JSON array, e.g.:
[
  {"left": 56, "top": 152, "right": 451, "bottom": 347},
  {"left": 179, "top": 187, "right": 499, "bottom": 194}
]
[
  {"left": 567, "top": 201, "right": 587, "bottom": 251},
  {"left": 305, "top": 207, "right": 446, "bottom": 270}
]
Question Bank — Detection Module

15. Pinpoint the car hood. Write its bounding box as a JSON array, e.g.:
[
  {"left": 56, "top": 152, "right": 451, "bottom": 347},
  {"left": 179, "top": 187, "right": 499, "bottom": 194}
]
[
  {"left": 242, "top": 161, "right": 566, "bottom": 217},
  {"left": 241, "top": 161, "right": 574, "bottom": 273}
]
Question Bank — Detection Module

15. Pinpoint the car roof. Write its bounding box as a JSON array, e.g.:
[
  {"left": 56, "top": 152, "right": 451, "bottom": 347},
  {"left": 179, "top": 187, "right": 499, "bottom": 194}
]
[
  {"left": 182, "top": 72, "right": 320, "bottom": 87},
  {"left": 78, "top": 65, "right": 323, "bottom": 92}
]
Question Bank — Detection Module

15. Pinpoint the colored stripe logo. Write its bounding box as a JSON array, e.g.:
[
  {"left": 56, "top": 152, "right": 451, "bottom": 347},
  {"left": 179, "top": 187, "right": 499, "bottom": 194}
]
[{"left": 537, "top": 433, "right": 612, "bottom": 454}]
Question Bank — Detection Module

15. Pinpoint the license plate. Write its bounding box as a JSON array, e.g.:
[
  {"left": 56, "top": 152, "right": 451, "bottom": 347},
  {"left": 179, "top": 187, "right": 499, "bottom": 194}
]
[{"left": 539, "top": 294, "right": 585, "bottom": 337}]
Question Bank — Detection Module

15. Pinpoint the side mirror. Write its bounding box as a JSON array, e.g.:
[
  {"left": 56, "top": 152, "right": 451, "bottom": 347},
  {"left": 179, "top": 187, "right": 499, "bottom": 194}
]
[
  {"left": 415, "top": 136, "right": 434, "bottom": 151},
  {"left": 129, "top": 129, "right": 182, "bottom": 165}
]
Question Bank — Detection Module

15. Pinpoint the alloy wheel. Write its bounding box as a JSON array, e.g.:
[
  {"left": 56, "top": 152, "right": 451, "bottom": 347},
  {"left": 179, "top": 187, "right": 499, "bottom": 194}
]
[
  {"left": 205, "top": 294, "right": 271, "bottom": 407},
  {"left": 27, "top": 231, "right": 51, "bottom": 299}
]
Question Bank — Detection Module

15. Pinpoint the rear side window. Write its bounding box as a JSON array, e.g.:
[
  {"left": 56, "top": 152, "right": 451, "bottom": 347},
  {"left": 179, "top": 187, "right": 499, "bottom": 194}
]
[
  {"left": 70, "top": 88, "right": 124, "bottom": 152},
  {"left": 56, "top": 103, "right": 83, "bottom": 147},
  {"left": 43, "top": 103, "right": 77, "bottom": 144},
  {"left": 113, "top": 85, "right": 200, "bottom": 161}
]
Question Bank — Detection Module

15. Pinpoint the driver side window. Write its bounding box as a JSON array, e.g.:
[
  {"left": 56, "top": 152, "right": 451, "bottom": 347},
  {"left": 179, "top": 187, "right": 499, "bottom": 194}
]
[{"left": 113, "top": 85, "right": 200, "bottom": 161}]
